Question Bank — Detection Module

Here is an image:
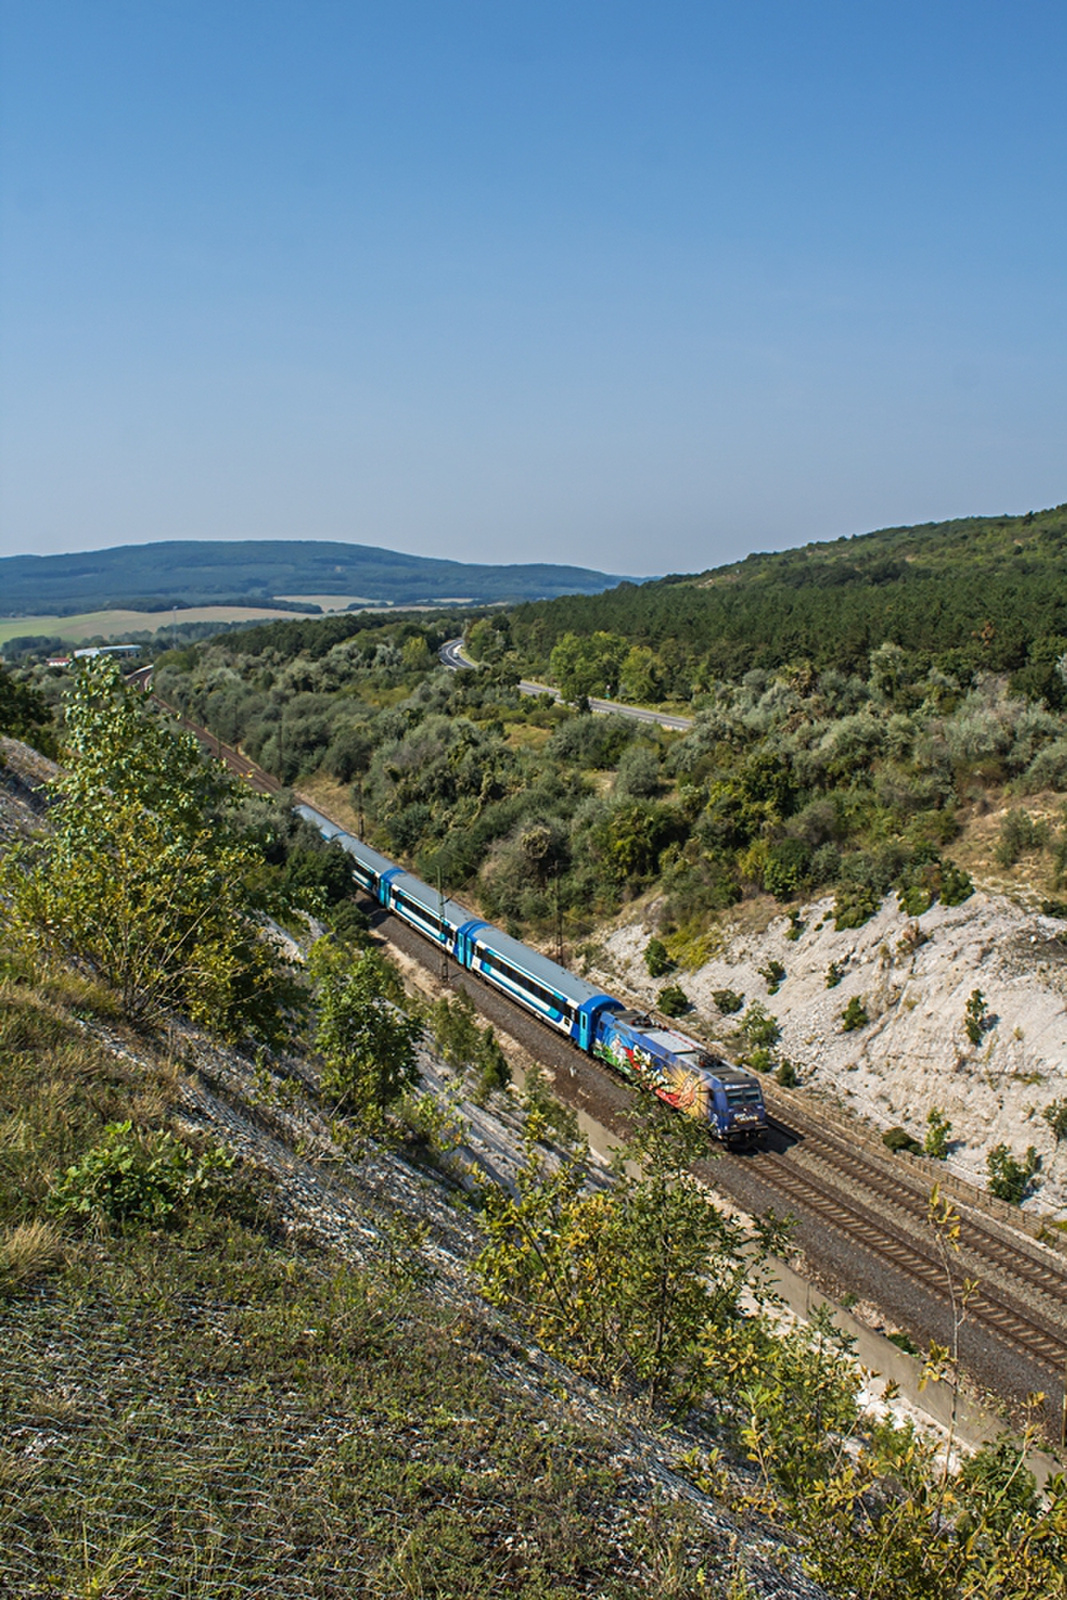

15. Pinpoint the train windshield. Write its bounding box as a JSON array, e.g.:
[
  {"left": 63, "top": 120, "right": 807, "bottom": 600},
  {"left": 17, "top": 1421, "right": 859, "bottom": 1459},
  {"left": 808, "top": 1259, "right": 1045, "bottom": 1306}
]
[{"left": 724, "top": 1083, "right": 763, "bottom": 1108}]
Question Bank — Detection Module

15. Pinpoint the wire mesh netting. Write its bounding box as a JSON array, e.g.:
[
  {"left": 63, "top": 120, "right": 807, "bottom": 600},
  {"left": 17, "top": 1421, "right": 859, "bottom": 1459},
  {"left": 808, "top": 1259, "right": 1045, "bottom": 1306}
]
[{"left": 1, "top": 1287, "right": 389, "bottom": 1597}]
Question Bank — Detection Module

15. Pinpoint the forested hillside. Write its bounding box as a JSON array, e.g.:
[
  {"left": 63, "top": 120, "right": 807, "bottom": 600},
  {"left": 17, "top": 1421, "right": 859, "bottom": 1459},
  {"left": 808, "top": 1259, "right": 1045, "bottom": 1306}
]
[
  {"left": 0, "top": 538, "right": 627, "bottom": 615},
  {"left": 142, "top": 600, "right": 1067, "bottom": 978},
  {"left": 480, "top": 503, "right": 1067, "bottom": 702}
]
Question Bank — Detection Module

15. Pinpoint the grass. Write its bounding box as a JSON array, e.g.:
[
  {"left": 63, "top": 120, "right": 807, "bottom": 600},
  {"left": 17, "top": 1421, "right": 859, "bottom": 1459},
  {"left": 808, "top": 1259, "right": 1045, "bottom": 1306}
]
[
  {"left": 0, "top": 1218, "right": 64, "bottom": 1295},
  {"left": 0, "top": 973, "right": 719, "bottom": 1599}
]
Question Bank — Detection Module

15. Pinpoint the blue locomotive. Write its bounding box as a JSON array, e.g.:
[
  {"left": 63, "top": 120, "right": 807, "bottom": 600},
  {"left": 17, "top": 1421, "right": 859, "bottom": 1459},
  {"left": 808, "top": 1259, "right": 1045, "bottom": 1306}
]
[{"left": 296, "top": 803, "right": 766, "bottom": 1144}]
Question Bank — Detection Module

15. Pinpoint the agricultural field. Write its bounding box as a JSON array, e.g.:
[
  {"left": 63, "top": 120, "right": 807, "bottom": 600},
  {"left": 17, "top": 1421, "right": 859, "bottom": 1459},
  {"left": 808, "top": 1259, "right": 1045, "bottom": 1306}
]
[{"left": 0, "top": 604, "right": 321, "bottom": 650}]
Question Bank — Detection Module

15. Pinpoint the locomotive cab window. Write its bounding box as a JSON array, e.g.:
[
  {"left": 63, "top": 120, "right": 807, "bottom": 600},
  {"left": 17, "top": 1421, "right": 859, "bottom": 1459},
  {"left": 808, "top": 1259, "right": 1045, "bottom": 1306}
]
[{"left": 725, "top": 1083, "right": 762, "bottom": 1107}]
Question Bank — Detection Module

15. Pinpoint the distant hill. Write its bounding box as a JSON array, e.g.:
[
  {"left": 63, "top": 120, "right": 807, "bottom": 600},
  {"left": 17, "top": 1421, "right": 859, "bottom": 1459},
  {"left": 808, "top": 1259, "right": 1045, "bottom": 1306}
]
[
  {"left": 0, "top": 539, "right": 629, "bottom": 616},
  {"left": 501, "top": 502, "right": 1067, "bottom": 696}
]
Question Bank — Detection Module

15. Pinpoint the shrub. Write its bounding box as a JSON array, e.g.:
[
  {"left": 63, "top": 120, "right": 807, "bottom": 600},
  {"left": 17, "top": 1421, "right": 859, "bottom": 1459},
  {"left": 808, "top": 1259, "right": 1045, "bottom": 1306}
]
[
  {"left": 825, "top": 961, "right": 845, "bottom": 989},
  {"left": 657, "top": 984, "right": 689, "bottom": 1017},
  {"left": 430, "top": 990, "right": 484, "bottom": 1069},
  {"left": 759, "top": 959, "right": 786, "bottom": 996},
  {"left": 712, "top": 987, "right": 744, "bottom": 1015},
  {"left": 50, "top": 1122, "right": 235, "bottom": 1229},
  {"left": 834, "top": 884, "right": 879, "bottom": 931},
  {"left": 644, "top": 938, "right": 674, "bottom": 978},
  {"left": 986, "top": 1143, "right": 1040, "bottom": 1204},
  {"left": 1019, "top": 739, "right": 1067, "bottom": 793},
  {"left": 746, "top": 1046, "right": 775, "bottom": 1073},
  {"left": 995, "top": 809, "right": 1049, "bottom": 868},
  {"left": 964, "top": 989, "right": 988, "bottom": 1046},
  {"left": 897, "top": 881, "right": 934, "bottom": 917},
  {"left": 476, "top": 1028, "right": 512, "bottom": 1099},
  {"left": 329, "top": 901, "right": 371, "bottom": 945},
  {"left": 883, "top": 1126, "right": 922, "bottom": 1155},
  {"left": 924, "top": 1107, "right": 952, "bottom": 1160},
  {"left": 785, "top": 910, "right": 804, "bottom": 941},
  {"left": 763, "top": 838, "right": 811, "bottom": 900},
  {"left": 311, "top": 946, "right": 422, "bottom": 1126},
  {"left": 939, "top": 860, "right": 974, "bottom": 906},
  {"left": 840, "top": 997, "right": 869, "bottom": 1032},
  {"left": 740, "top": 1001, "right": 781, "bottom": 1048},
  {"left": 1041, "top": 1099, "right": 1067, "bottom": 1142},
  {"left": 614, "top": 743, "right": 662, "bottom": 799},
  {"left": 775, "top": 1060, "right": 798, "bottom": 1088}
]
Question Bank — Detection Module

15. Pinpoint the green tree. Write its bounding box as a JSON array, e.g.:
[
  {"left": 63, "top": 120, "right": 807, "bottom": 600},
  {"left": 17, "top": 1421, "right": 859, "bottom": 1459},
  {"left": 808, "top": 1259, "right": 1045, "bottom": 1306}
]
[
  {"left": 1, "top": 657, "right": 297, "bottom": 1036},
  {"left": 310, "top": 943, "right": 421, "bottom": 1127},
  {"left": 0, "top": 663, "right": 57, "bottom": 756},
  {"left": 548, "top": 631, "right": 627, "bottom": 702},
  {"left": 618, "top": 644, "right": 662, "bottom": 705},
  {"left": 477, "top": 1112, "right": 784, "bottom": 1411}
]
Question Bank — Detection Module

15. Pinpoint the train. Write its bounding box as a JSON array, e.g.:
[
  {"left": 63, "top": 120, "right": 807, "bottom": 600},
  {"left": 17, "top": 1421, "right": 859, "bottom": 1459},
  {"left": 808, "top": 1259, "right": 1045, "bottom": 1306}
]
[{"left": 295, "top": 803, "right": 767, "bottom": 1145}]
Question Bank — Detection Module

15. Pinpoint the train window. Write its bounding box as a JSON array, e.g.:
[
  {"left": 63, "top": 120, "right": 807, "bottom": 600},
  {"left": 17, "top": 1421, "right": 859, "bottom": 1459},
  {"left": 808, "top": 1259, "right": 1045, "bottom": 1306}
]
[
  {"left": 393, "top": 889, "right": 445, "bottom": 936},
  {"left": 475, "top": 946, "right": 573, "bottom": 1021}
]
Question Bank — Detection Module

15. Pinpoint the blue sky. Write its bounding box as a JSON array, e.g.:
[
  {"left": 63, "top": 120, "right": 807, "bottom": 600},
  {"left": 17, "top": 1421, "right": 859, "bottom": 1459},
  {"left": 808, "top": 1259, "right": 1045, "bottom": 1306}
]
[{"left": 1, "top": 1, "right": 1064, "bottom": 576}]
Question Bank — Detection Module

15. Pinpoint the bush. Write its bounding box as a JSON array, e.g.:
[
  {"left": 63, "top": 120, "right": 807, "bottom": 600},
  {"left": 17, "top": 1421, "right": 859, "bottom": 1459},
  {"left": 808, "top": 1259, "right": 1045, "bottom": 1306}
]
[
  {"left": 897, "top": 881, "right": 934, "bottom": 917},
  {"left": 311, "top": 946, "right": 422, "bottom": 1127},
  {"left": 759, "top": 959, "right": 786, "bottom": 995},
  {"left": 740, "top": 1002, "right": 781, "bottom": 1048},
  {"left": 883, "top": 1126, "right": 922, "bottom": 1155},
  {"left": 712, "top": 987, "right": 744, "bottom": 1015},
  {"left": 1041, "top": 1099, "right": 1067, "bottom": 1142},
  {"left": 657, "top": 984, "right": 689, "bottom": 1017},
  {"left": 644, "top": 938, "right": 674, "bottom": 978},
  {"left": 476, "top": 1028, "right": 512, "bottom": 1099},
  {"left": 745, "top": 1046, "right": 775, "bottom": 1073},
  {"left": 986, "top": 1143, "right": 1040, "bottom": 1204},
  {"left": 775, "top": 1060, "right": 798, "bottom": 1087},
  {"left": 840, "top": 997, "right": 869, "bottom": 1032},
  {"left": 995, "top": 809, "right": 1049, "bottom": 868},
  {"left": 1019, "top": 739, "right": 1067, "bottom": 793},
  {"left": 939, "top": 860, "right": 974, "bottom": 906},
  {"left": 329, "top": 901, "right": 371, "bottom": 945},
  {"left": 50, "top": 1121, "right": 235, "bottom": 1229},
  {"left": 833, "top": 884, "right": 879, "bottom": 930},
  {"left": 825, "top": 961, "right": 845, "bottom": 989},
  {"left": 763, "top": 837, "right": 811, "bottom": 900},
  {"left": 964, "top": 989, "right": 989, "bottom": 1046},
  {"left": 924, "top": 1107, "right": 952, "bottom": 1160}
]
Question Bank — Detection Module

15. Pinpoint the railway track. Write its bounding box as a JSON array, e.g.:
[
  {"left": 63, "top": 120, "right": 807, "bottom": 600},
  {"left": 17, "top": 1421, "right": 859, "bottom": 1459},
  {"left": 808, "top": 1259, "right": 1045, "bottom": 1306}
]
[
  {"left": 769, "top": 1104, "right": 1067, "bottom": 1323},
  {"left": 162, "top": 700, "right": 1067, "bottom": 1434},
  {"left": 748, "top": 1140, "right": 1067, "bottom": 1374}
]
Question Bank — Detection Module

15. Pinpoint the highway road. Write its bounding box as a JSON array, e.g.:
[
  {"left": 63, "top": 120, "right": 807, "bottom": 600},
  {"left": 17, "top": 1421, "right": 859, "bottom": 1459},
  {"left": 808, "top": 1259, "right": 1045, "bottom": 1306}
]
[{"left": 438, "top": 637, "right": 694, "bottom": 731}]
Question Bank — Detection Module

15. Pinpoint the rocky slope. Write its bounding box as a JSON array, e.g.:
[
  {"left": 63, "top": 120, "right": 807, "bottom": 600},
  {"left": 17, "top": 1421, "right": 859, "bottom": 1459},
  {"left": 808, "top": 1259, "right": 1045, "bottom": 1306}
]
[{"left": 593, "top": 890, "right": 1067, "bottom": 1218}]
